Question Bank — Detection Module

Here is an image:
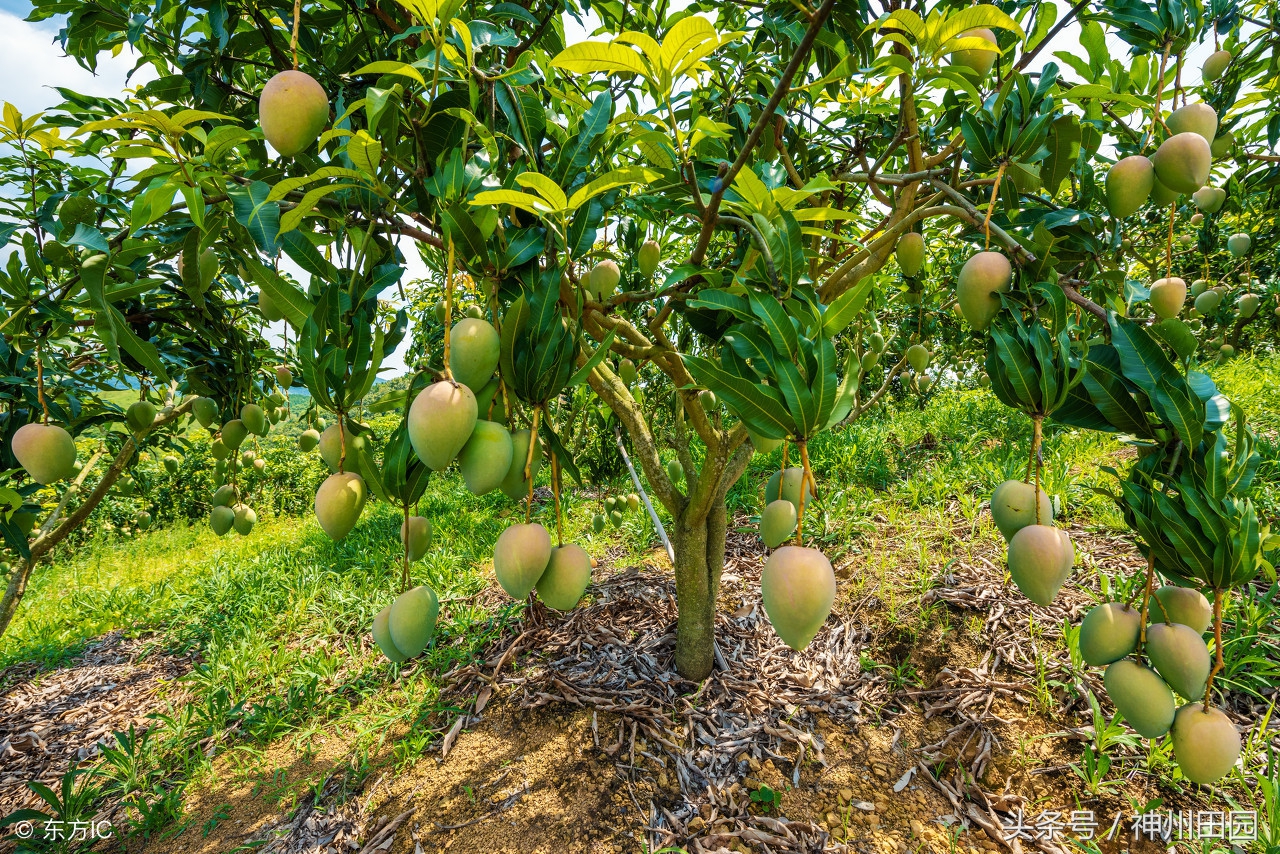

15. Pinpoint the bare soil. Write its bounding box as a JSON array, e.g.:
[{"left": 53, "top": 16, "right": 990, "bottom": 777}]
[{"left": 4, "top": 517, "right": 1270, "bottom": 854}]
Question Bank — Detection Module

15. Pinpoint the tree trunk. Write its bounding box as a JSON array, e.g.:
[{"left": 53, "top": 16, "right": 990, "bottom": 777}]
[
  {"left": 671, "top": 499, "right": 729, "bottom": 682},
  {"left": 0, "top": 557, "right": 36, "bottom": 646}
]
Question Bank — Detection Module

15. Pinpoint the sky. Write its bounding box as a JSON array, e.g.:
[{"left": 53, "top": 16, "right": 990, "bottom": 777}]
[{"left": 0, "top": 2, "right": 1248, "bottom": 379}]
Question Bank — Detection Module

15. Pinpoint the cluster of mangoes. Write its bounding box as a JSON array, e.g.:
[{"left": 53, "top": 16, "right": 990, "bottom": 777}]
[
  {"left": 859, "top": 319, "right": 889, "bottom": 373},
  {"left": 194, "top": 397, "right": 279, "bottom": 537},
  {"left": 370, "top": 517, "right": 438, "bottom": 664},
  {"left": 591, "top": 493, "right": 640, "bottom": 532},
  {"left": 991, "top": 479, "right": 1076, "bottom": 606},
  {"left": 492, "top": 523, "right": 593, "bottom": 611},
  {"left": 580, "top": 241, "right": 661, "bottom": 305},
  {"left": 904, "top": 343, "right": 934, "bottom": 395},
  {"left": 1103, "top": 101, "right": 1263, "bottom": 356},
  {"left": 1106, "top": 102, "right": 1233, "bottom": 222},
  {"left": 756, "top": 466, "right": 836, "bottom": 652},
  {"left": 1078, "top": 587, "right": 1240, "bottom": 784}
]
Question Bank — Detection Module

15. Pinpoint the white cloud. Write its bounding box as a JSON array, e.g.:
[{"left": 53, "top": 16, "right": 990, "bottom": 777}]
[{"left": 0, "top": 10, "right": 155, "bottom": 117}]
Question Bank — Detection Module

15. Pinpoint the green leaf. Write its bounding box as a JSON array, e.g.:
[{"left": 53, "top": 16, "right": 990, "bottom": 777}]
[
  {"left": 567, "top": 329, "right": 616, "bottom": 388},
  {"left": 551, "top": 41, "right": 651, "bottom": 80},
  {"left": 441, "top": 203, "right": 490, "bottom": 267},
  {"left": 242, "top": 258, "right": 312, "bottom": 329},
  {"left": 1153, "top": 376, "right": 1203, "bottom": 451},
  {"left": 566, "top": 166, "right": 660, "bottom": 211},
  {"left": 685, "top": 289, "right": 754, "bottom": 322},
  {"left": 66, "top": 223, "right": 109, "bottom": 254},
  {"left": 1107, "top": 314, "right": 1175, "bottom": 395},
  {"left": 102, "top": 303, "right": 170, "bottom": 382},
  {"left": 683, "top": 354, "right": 795, "bottom": 439},
  {"left": 229, "top": 181, "right": 279, "bottom": 253},
  {"left": 1149, "top": 318, "right": 1198, "bottom": 361},
  {"left": 498, "top": 293, "right": 528, "bottom": 387},
  {"left": 279, "top": 183, "right": 360, "bottom": 233},
  {"left": 809, "top": 337, "right": 840, "bottom": 430},
  {"left": 515, "top": 172, "right": 568, "bottom": 210},
  {"left": 470, "top": 189, "right": 553, "bottom": 217},
  {"left": 746, "top": 290, "right": 799, "bottom": 365},
  {"left": 775, "top": 359, "right": 817, "bottom": 437},
  {"left": 960, "top": 113, "right": 995, "bottom": 170},
  {"left": 990, "top": 320, "right": 1040, "bottom": 412},
  {"left": 1153, "top": 490, "right": 1216, "bottom": 580},
  {"left": 822, "top": 278, "right": 874, "bottom": 337},
  {"left": 355, "top": 60, "right": 427, "bottom": 87},
  {"left": 1082, "top": 352, "right": 1151, "bottom": 436},
  {"left": 1040, "top": 116, "right": 1081, "bottom": 198}
]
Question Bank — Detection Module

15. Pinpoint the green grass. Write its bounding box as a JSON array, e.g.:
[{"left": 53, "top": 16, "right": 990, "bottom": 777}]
[{"left": 3, "top": 362, "right": 1278, "bottom": 847}]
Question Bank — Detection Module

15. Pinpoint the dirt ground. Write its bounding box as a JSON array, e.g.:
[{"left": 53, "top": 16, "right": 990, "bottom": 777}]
[{"left": 3, "top": 517, "right": 1264, "bottom": 854}]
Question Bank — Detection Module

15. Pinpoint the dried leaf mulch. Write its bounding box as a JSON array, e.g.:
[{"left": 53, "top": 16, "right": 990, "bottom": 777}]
[{"left": 0, "top": 631, "right": 191, "bottom": 815}]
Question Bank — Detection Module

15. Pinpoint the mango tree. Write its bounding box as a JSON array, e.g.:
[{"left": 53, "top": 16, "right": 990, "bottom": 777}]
[
  {"left": 4, "top": 0, "right": 1278, "bottom": 754},
  {"left": 0, "top": 99, "right": 283, "bottom": 638}
]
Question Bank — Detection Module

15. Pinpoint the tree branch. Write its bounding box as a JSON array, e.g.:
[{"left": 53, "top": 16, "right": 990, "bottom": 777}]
[
  {"left": 0, "top": 394, "right": 196, "bottom": 642},
  {"left": 689, "top": 0, "right": 838, "bottom": 266}
]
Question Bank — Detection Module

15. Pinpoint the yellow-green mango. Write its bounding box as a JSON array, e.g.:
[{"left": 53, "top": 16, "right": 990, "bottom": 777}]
[
  {"left": 896, "top": 232, "right": 925, "bottom": 277},
  {"left": 372, "top": 605, "right": 408, "bottom": 663},
  {"left": 221, "top": 419, "right": 248, "bottom": 451},
  {"left": 1007, "top": 524, "right": 1073, "bottom": 605},
  {"left": 493, "top": 522, "right": 552, "bottom": 599},
  {"left": 760, "top": 499, "right": 798, "bottom": 549},
  {"left": 258, "top": 70, "right": 329, "bottom": 157},
  {"left": 1150, "top": 585, "right": 1212, "bottom": 633},
  {"left": 388, "top": 585, "right": 439, "bottom": 658},
  {"left": 1171, "top": 703, "right": 1240, "bottom": 784},
  {"left": 1192, "top": 186, "right": 1226, "bottom": 213},
  {"left": 990, "top": 479, "right": 1053, "bottom": 541},
  {"left": 298, "top": 428, "right": 320, "bottom": 452},
  {"left": 948, "top": 27, "right": 998, "bottom": 77},
  {"left": 957, "top": 251, "right": 1012, "bottom": 331},
  {"left": 1149, "top": 172, "right": 1181, "bottom": 206},
  {"left": 458, "top": 420, "right": 514, "bottom": 495},
  {"left": 192, "top": 397, "right": 219, "bottom": 429},
  {"left": 1146, "top": 621, "right": 1210, "bottom": 699},
  {"left": 408, "top": 381, "right": 477, "bottom": 471},
  {"left": 761, "top": 546, "right": 836, "bottom": 651},
  {"left": 500, "top": 429, "right": 543, "bottom": 501},
  {"left": 536, "top": 543, "right": 592, "bottom": 610},
  {"left": 1149, "top": 276, "right": 1186, "bottom": 320},
  {"left": 241, "top": 403, "right": 267, "bottom": 435},
  {"left": 906, "top": 344, "right": 930, "bottom": 372},
  {"left": 209, "top": 505, "right": 235, "bottom": 536},
  {"left": 765, "top": 467, "right": 815, "bottom": 508},
  {"left": 638, "top": 240, "right": 661, "bottom": 278},
  {"left": 401, "top": 515, "right": 432, "bottom": 561},
  {"left": 448, "top": 318, "right": 501, "bottom": 392},
  {"left": 1105, "top": 155, "right": 1154, "bottom": 219},
  {"left": 1104, "top": 659, "right": 1175, "bottom": 738},
  {"left": 1166, "top": 103, "right": 1218, "bottom": 144},
  {"left": 126, "top": 400, "right": 157, "bottom": 434},
  {"left": 232, "top": 503, "right": 256, "bottom": 536},
  {"left": 1078, "top": 602, "right": 1141, "bottom": 666},
  {"left": 1152, "top": 133, "right": 1212, "bottom": 195},
  {"left": 12, "top": 422, "right": 78, "bottom": 484},
  {"left": 314, "top": 471, "right": 367, "bottom": 540},
  {"left": 1202, "top": 50, "right": 1231, "bottom": 82}
]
